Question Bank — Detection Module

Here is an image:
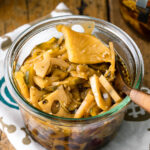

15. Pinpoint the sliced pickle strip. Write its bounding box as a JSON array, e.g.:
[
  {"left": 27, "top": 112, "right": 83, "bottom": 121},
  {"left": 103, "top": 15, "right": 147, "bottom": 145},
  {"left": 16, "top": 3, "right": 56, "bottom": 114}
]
[
  {"left": 99, "top": 74, "right": 122, "bottom": 102},
  {"left": 33, "top": 76, "right": 59, "bottom": 89},
  {"left": 74, "top": 90, "right": 94, "bottom": 118},
  {"left": 90, "top": 74, "right": 112, "bottom": 110},
  {"left": 14, "top": 71, "right": 29, "bottom": 99}
]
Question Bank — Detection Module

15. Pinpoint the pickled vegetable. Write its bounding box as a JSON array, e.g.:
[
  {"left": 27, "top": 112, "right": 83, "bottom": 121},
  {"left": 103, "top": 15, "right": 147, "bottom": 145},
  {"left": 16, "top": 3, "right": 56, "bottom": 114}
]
[
  {"left": 58, "top": 25, "right": 112, "bottom": 64},
  {"left": 14, "top": 24, "right": 128, "bottom": 119}
]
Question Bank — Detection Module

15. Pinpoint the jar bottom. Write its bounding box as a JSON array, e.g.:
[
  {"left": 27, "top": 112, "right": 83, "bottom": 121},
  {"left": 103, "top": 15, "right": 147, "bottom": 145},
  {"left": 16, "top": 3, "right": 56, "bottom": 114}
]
[{"left": 25, "top": 122, "right": 123, "bottom": 150}]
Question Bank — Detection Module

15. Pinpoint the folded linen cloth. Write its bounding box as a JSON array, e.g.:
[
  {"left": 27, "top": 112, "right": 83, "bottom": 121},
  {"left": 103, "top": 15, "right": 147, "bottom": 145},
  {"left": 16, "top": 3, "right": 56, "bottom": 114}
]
[{"left": 0, "top": 2, "right": 150, "bottom": 150}]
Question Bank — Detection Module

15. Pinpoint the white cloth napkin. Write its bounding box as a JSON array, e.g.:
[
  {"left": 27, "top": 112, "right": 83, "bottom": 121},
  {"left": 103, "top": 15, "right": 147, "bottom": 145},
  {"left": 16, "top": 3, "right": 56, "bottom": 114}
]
[{"left": 0, "top": 2, "right": 150, "bottom": 150}]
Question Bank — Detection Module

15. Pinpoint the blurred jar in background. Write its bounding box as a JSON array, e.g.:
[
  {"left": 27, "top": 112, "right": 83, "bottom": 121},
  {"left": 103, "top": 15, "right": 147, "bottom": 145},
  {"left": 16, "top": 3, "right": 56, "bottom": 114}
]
[{"left": 120, "top": 0, "right": 150, "bottom": 38}]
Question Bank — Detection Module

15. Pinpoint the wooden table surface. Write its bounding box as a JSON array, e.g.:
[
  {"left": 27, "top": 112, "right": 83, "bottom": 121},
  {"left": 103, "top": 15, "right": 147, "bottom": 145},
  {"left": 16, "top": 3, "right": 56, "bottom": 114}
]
[{"left": 0, "top": 0, "right": 150, "bottom": 149}]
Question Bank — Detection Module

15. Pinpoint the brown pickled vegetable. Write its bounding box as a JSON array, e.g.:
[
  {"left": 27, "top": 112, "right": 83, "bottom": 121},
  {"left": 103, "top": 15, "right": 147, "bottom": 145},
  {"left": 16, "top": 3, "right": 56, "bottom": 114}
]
[{"left": 14, "top": 24, "right": 129, "bottom": 118}]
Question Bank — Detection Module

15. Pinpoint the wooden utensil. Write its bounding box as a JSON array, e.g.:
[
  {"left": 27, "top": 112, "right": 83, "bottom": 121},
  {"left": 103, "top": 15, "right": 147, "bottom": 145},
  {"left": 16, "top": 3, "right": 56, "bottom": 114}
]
[{"left": 115, "top": 62, "right": 150, "bottom": 113}]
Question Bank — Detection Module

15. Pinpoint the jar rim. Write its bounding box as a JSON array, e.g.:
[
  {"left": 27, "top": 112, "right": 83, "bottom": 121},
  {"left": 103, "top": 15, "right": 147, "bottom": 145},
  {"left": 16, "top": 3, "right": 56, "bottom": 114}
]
[{"left": 4, "top": 15, "right": 144, "bottom": 122}]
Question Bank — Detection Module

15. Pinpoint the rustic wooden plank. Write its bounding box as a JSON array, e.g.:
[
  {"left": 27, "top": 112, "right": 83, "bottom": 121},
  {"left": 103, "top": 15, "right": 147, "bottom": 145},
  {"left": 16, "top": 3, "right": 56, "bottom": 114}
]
[
  {"left": 0, "top": 0, "right": 108, "bottom": 36},
  {"left": 0, "top": 0, "right": 28, "bottom": 35},
  {"left": 27, "top": 0, "right": 81, "bottom": 22},
  {"left": 82, "top": 0, "right": 108, "bottom": 20},
  {"left": 26, "top": 0, "right": 106, "bottom": 21},
  {"left": 109, "top": 0, "right": 150, "bottom": 88},
  {"left": 27, "top": 0, "right": 107, "bottom": 21},
  {"left": 0, "top": 1, "right": 7, "bottom": 35}
]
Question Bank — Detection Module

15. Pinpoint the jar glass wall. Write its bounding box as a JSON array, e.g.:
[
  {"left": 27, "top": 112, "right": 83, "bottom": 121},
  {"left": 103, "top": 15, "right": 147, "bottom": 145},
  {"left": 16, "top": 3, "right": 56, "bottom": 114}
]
[{"left": 4, "top": 16, "right": 144, "bottom": 149}]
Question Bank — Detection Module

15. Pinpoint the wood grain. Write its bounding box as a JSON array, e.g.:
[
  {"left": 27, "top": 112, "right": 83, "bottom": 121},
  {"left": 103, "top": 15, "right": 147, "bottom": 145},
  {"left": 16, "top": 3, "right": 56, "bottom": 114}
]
[
  {"left": 0, "top": 0, "right": 108, "bottom": 35},
  {"left": 130, "top": 89, "right": 150, "bottom": 113},
  {"left": 26, "top": 0, "right": 81, "bottom": 21},
  {"left": 79, "top": 0, "right": 108, "bottom": 20},
  {"left": 0, "top": 0, "right": 27, "bottom": 34}
]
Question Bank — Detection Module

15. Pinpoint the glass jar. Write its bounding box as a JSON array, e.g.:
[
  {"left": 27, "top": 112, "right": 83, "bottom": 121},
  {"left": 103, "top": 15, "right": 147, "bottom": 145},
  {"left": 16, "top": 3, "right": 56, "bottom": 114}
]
[
  {"left": 4, "top": 16, "right": 144, "bottom": 150},
  {"left": 120, "top": 0, "right": 150, "bottom": 37}
]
